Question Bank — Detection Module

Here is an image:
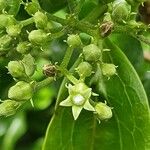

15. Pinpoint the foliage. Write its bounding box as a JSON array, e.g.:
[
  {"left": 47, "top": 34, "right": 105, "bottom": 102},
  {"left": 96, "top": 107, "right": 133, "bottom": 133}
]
[{"left": 0, "top": 0, "right": 150, "bottom": 150}]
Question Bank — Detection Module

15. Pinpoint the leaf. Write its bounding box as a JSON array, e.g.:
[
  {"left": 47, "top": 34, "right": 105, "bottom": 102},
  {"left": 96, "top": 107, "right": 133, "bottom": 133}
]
[
  {"left": 39, "top": 0, "right": 67, "bottom": 13},
  {"left": 7, "top": 0, "right": 21, "bottom": 16},
  {"left": 78, "top": 0, "right": 98, "bottom": 20},
  {"left": 110, "top": 34, "right": 144, "bottom": 75},
  {"left": 1, "top": 113, "right": 27, "bottom": 150},
  {"left": 42, "top": 39, "right": 150, "bottom": 150}
]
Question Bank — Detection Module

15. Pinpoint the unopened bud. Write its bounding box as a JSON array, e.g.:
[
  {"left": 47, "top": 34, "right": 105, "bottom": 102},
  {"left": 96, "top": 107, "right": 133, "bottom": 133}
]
[
  {"left": 8, "top": 81, "right": 34, "bottom": 101},
  {"left": 28, "top": 29, "right": 49, "bottom": 45},
  {"left": 0, "top": 100, "right": 21, "bottom": 117},
  {"left": 43, "top": 64, "right": 57, "bottom": 77},
  {"left": 83, "top": 44, "right": 102, "bottom": 62},
  {"left": 7, "top": 61, "right": 26, "bottom": 78},
  {"left": 16, "top": 41, "right": 31, "bottom": 54},
  {"left": 95, "top": 102, "right": 112, "bottom": 120},
  {"left": 6, "top": 24, "right": 22, "bottom": 37},
  {"left": 76, "top": 61, "right": 92, "bottom": 78},
  {"left": 101, "top": 63, "right": 117, "bottom": 77},
  {"left": 25, "top": 2, "right": 41, "bottom": 15},
  {"left": 22, "top": 54, "right": 36, "bottom": 77},
  {"left": 67, "top": 34, "right": 82, "bottom": 47},
  {"left": 34, "top": 11, "right": 48, "bottom": 29}
]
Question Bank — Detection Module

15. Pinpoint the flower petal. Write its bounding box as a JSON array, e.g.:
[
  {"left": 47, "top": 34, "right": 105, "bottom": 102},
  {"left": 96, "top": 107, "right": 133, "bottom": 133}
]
[
  {"left": 68, "top": 84, "right": 74, "bottom": 95},
  {"left": 72, "top": 105, "right": 82, "bottom": 120},
  {"left": 82, "top": 88, "right": 91, "bottom": 99},
  {"left": 83, "top": 100, "right": 95, "bottom": 111},
  {"left": 59, "top": 97, "right": 72, "bottom": 106}
]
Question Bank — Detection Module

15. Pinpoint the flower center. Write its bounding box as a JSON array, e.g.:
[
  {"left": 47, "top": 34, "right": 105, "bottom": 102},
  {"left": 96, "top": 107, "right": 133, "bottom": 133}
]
[{"left": 72, "top": 94, "right": 85, "bottom": 106}]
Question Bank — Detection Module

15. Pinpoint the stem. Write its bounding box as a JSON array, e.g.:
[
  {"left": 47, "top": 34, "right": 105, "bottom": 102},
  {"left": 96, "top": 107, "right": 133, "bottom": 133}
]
[
  {"left": 46, "top": 12, "right": 98, "bottom": 37},
  {"left": 74, "top": 0, "right": 85, "bottom": 16},
  {"left": 76, "top": 21, "right": 98, "bottom": 37},
  {"left": 35, "top": 77, "right": 54, "bottom": 91},
  {"left": 46, "top": 13, "right": 67, "bottom": 25},
  {"left": 60, "top": 46, "right": 74, "bottom": 68},
  {"left": 55, "top": 56, "right": 82, "bottom": 107},
  {"left": 57, "top": 66, "right": 79, "bottom": 84},
  {"left": 19, "top": 17, "right": 34, "bottom": 27},
  {"left": 67, "top": 0, "right": 76, "bottom": 14},
  {"left": 31, "top": 0, "right": 39, "bottom": 3},
  {"left": 113, "top": 25, "right": 132, "bottom": 34},
  {"left": 134, "top": 35, "right": 150, "bottom": 46},
  {"left": 50, "top": 26, "right": 64, "bottom": 33},
  {"left": 48, "top": 29, "right": 66, "bottom": 41}
]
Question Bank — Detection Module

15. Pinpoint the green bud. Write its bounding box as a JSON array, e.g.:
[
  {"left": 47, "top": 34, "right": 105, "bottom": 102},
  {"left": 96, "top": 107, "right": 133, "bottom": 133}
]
[
  {"left": 95, "top": 102, "right": 112, "bottom": 120},
  {"left": 8, "top": 81, "right": 34, "bottom": 101},
  {"left": 7, "top": 61, "right": 26, "bottom": 78},
  {"left": 83, "top": 44, "right": 101, "bottom": 62},
  {"left": 25, "top": 2, "right": 41, "bottom": 15},
  {"left": 28, "top": 29, "right": 49, "bottom": 45},
  {"left": 22, "top": 54, "right": 36, "bottom": 76},
  {"left": 112, "top": 0, "right": 131, "bottom": 23},
  {"left": 0, "top": 14, "right": 8, "bottom": 29},
  {"left": 0, "top": 34, "right": 12, "bottom": 51},
  {"left": 16, "top": 41, "right": 31, "bottom": 54},
  {"left": 34, "top": 11, "right": 48, "bottom": 29},
  {"left": 0, "top": 100, "right": 21, "bottom": 117},
  {"left": 0, "top": 0, "right": 7, "bottom": 11},
  {"left": 6, "top": 24, "right": 22, "bottom": 37},
  {"left": 67, "top": 34, "right": 82, "bottom": 47},
  {"left": 79, "top": 33, "right": 93, "bottom": 45},
  {"left": 0, "top": 14, "right": 15, "bottom": 29},
  {"left": 101, "top": 63, "right": 117, "bottom": 77},
  {"left": 76, "top": 61, "right": 92, "bottom": 78}
]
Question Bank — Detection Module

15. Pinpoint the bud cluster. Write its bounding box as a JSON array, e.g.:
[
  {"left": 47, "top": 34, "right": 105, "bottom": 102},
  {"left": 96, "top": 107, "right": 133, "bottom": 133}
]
[
  {"left": 0, "top": 0, "right": 116, "bottom": 122},
  {"left": 0, "top": 1, "right": 51, "bottom": 117},
  {"left": 59, "top": 34, "right": 114, "bottom": 121}
]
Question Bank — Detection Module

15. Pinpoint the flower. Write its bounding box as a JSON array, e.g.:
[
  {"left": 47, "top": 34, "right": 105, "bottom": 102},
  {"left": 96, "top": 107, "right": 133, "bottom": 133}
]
[
  {"left": 60, "top": 82, "right": 95, "bottom": 120},
  {"left": 94, "top": 102, "right": 112, "bottom": 123}
]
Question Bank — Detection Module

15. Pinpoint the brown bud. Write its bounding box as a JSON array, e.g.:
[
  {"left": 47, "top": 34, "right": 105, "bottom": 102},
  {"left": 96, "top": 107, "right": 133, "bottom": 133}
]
[
  {"left": 43, "top": 64, "right": 57, "bottom": 77},
  {"left": 100, "top": 21, "right": 114, "bottom": 37}
]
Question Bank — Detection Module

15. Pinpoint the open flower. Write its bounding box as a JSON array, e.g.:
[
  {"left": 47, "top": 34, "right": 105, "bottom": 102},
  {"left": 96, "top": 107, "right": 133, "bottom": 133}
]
[{"left": 60, "top": 82, "right": 95, "bottom": 120}]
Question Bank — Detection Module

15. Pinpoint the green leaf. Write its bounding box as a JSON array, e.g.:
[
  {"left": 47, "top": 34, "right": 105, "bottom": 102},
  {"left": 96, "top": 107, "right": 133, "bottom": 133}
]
[
  {"left": 78, "top": 0, "right": 98, "bottom": 20},
  {"left": 42, "top": 39, "right": 150, "bottom": 150},
  {"left": 1, "top": 113, "right": 27, "bottom": 150},
  {"left": 7, "top": 0, "right": 21, "bottom": 16},
  {"left": 110, "top": 34, "right": 144, "bottom": 72},
  {"left": 38, "top": 0, "right": 67, "bottom": 13}
]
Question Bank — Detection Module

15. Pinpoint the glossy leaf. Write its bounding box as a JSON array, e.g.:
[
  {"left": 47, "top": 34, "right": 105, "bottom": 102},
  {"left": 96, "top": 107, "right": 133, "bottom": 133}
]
[
  {"left": 110, "top": 34, "right": 144, "bottom": 73},
  {"left": 42, "top": 38, "right": 150, "bottom": 150},
  {"left": 38, "top": 0, "right": 67, "bottom": 13}
]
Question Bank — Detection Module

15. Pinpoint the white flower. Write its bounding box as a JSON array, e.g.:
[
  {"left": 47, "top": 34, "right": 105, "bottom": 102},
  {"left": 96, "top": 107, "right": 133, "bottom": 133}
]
[{"left": 60, "top": 82, "right": 95, "bottom": 120}]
